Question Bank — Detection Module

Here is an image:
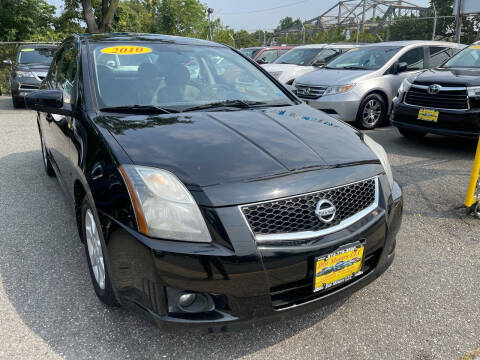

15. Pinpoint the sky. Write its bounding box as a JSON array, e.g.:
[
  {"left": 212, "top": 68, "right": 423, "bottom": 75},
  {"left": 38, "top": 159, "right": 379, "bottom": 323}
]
[{"left": 46, "top": 0, "right": 430, "bottom": 32}]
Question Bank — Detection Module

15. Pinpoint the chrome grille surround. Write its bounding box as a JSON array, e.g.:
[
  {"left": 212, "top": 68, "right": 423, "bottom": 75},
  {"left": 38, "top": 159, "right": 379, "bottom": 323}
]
[
  {"left": 240, "top": 177, "right": 379, "bottom": 242},
  {"left": 294, "top": 83, "right": 328, "bottom": 99},
  {"left": 405, "top": 84, "right": 469, "bottom": 110}
]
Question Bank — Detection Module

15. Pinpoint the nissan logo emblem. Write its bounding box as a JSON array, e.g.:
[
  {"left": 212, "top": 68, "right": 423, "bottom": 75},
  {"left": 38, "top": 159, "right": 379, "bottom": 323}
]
[
  {"left": 315, "top": 199, "right": 336, "bottom": 224},
  {"left": 427, "top": 84, "right": 441, "bottom": 95}
]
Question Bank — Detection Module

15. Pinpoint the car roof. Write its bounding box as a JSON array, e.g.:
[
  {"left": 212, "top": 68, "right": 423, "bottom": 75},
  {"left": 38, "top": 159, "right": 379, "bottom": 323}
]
[
  {"left": 79, "top": 32, "right": 225, "bottom": 47},
  {"left": 324, "top": 43, "right": 360, "bottom": 48},
  {"left": 263, "top": 46, "right": 294, "bottom": 50},
  {"left": 362, "top": 40, "right": 466, "bottom": 48},
  {"left": 291, "top": 44, "right": 328, "bottom": 49}
]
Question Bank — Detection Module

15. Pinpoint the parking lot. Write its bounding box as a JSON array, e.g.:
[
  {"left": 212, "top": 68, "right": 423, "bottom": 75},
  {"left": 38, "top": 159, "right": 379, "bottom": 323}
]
[{"left": 0, "top": 94, "right": 479, "bottom": 359}]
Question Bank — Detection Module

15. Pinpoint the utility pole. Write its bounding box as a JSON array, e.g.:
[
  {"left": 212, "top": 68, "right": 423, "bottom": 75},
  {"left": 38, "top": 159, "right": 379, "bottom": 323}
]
[
  {"left": 360, "top": 0, "right": 367, "bottom": 32},
  {"left": 262, "top": 29, "right": 266, "bottom": 46},
  {"left": 455, "top": 0, "right": 463, "bottom": 43},
  {"left": 301, "top": 22, "right": 306, "bottom": 44},
  {"left": 432, "top": 0, "right": 437, "bottom": 40},
  {"left": 207, "top": 8, "right": 214, "bottom": 40}
]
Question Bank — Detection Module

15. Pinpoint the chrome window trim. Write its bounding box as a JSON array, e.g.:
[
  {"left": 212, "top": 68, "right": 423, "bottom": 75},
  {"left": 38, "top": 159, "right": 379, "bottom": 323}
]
[{"left": 239, "top": 176, "right": 379, "bottom": 242}]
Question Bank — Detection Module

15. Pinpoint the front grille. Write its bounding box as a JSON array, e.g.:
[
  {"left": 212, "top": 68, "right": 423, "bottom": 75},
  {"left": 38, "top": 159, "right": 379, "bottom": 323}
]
[
  {"left": 19, "top": 84, "right": 39, "bottom": 90},
  {"left": 294, "top": 84, "right": 327, "bottom": 99},
  {"left": 405, "top": 86, "right": 469, "bottom": 110},
  {"left": 241, "top": 178, "right": 376, "bottom": 236}
]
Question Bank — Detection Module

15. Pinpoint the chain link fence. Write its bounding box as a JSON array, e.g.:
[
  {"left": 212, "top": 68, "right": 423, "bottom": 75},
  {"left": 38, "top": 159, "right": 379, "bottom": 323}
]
[{"left": 0, "top": 42, "right": 58, "bottom": 95}]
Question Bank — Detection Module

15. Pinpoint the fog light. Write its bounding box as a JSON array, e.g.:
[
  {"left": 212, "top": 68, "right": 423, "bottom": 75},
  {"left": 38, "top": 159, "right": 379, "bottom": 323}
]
[{"left": 178, "top": 293, "right": 197, "bottom": 308}]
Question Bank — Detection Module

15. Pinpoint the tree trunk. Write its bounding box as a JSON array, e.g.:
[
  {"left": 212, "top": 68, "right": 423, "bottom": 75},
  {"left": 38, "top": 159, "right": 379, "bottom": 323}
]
[
  {"left": 81, "top": 0, "right": 99, "bottom": 33},
  {"left": 99, "top": 0, "right": 120, "bottom": 33}
]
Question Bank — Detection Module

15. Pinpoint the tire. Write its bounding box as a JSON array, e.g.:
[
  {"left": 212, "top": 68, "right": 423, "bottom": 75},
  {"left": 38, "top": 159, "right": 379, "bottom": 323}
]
[
  {"left": 355, "top": 93, "right": 387, "bottom": 130},
  {"left": 81, "top": 197, "right": 120, "bottom": 307},
  {"left": 398, "top": 127, "right": 426, "bottom": 139},
  {"left": 38, "top": 123, "right": 56, "bottom": 177},
  {"left": 12, "top": 96, "right": 24, "bottom": 109}
]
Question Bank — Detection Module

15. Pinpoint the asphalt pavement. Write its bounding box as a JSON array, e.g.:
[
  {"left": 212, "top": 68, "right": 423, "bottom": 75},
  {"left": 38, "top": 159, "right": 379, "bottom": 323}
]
[{"left": 0, "top": 95, "right": 479, "bottom": 359}]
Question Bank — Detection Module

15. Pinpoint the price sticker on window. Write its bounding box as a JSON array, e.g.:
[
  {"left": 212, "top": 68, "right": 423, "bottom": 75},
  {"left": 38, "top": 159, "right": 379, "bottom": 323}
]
[{"left": 101, "top": 46, "right": 152, "bottom": 55}]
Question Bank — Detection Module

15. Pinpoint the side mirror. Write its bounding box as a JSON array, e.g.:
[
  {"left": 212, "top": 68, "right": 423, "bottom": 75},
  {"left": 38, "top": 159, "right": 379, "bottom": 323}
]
[
  {"left": 3, "top": 59, "right": 12, "bottom": 65},
  {"left": 256, "top": 58, "right": 266, "bottom": 65},
  {"left": 312, "top": 60, "right": 326, "bottom": 67},
  {"left": 25, "top": 89, "right": 72, "bottom": 116},
  {"left": 395, "top": 62, "right": 408, "bottom": 74}
]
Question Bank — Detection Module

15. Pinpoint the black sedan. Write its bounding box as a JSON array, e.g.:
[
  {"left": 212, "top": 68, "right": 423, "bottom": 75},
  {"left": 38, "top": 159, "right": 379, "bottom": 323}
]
[{"left": 26, "top": 33, "right": 403, "bottom": 331}]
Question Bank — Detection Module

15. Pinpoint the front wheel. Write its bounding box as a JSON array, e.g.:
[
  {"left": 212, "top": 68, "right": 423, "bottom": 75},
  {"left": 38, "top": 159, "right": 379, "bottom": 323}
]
[
  {"left": 398, "top": 128, "right": 426, "bottom": 139},
  {"left": 12, "top": 96, "right": 24, "bottom": 108},
  {"left": 81, "top": 197, "right": 120, "bottom": 306},
  {"left": 355, "top": 94, "right": 386, "bottom": 130}
]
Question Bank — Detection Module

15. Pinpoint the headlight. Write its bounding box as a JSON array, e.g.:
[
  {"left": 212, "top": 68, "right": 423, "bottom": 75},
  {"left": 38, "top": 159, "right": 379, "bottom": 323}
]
[
  {"left": 270, "top": 71, "right": 283, "bottom": 79},
  {"left": 322, "top": 84, "right": 355, "bottom": 97},
  {"left": 467, "top": 86, "right": 480, "bottom": 99},
  {"left": 398, "top": 78, "right": 412, "bottom": 94},
  {"left": 119, "top": 165, "right": 212, "bottom": 243},
  {"left": 16, "top": 70, "right": 34, "bottom": 78},
  {"left": 363, "top": 135, "right": 394, "bottom": 190}
]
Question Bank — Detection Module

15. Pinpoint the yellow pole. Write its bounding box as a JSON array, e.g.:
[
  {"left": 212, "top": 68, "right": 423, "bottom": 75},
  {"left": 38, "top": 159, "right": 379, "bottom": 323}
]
[{"left": 465, "top": 136, "right": 480, "bottom": 208}]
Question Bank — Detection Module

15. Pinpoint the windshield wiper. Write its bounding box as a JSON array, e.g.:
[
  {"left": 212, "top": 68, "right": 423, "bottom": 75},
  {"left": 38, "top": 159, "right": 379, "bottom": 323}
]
[
  {"left": 99, "top": 105, "right": 179, "bottom": 114},
  {"left": 340, "top": 66, "right": 367, "bottom": 70},
  {"left": 182, "top": 100, "right": 268, "bottom": 112}
]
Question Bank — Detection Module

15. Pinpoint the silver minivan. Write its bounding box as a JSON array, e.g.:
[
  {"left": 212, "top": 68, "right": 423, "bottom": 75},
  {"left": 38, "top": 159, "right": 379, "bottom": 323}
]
[{"left": 293, "top": 41, "right": 466, "bottom": 129}]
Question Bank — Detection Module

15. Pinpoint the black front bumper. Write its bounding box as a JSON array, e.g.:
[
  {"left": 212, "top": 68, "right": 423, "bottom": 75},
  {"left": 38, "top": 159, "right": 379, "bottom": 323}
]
[
  {"left": 392, "top": 99, "right": 480, "bottom": 138},
  {"left": 104, "top": 178, "right": 403, "bottom": 332}
]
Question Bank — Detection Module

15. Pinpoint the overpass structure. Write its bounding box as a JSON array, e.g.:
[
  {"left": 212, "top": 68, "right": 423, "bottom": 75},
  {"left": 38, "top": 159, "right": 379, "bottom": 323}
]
[{"left": 277, "top": 0, "right": 428, "bottom": 37}]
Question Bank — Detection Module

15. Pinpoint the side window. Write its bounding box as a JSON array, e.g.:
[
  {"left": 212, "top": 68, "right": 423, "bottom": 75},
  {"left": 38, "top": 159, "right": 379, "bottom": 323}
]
[
  {"left": 56, "top": 42, "right": 78, "bottom": 104},
  {"left": 398, "top": 47, "right": 424, "bottom": 71},
  {"left": 429, "top": 46, "right": 451, "bottom": 68},
  {"left": 258, "top": 50, "right": 278, "bottom": 64},
  {"left": 47, "top": 48, "right": 64, "bottom": 87},
  {"left": 277, "top": 49, "right": 290, "bottom": 57},
  {"left": 316, "top": 49, "right": 340, "bottom": 63}
]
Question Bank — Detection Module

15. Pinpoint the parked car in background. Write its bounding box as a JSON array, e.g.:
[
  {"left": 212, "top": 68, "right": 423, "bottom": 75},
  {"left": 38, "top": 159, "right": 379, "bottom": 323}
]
[
  {"left": 26, "top": 33, "right": 402, "bottom": 331},
  {"left": 293, "top": 41, "right": 466, "bottom": 129},
  {"left": 3, "top": 44, "right": 57, "bottom": 108},
  {"left": 262, "top": 44, "right": 357, "bottom": 85},
  {"left": 240, "top": 45, "right": 293, "bottom": 64},
  {"left": 392, "top": 42, "right": 480, "bottom": 138}
]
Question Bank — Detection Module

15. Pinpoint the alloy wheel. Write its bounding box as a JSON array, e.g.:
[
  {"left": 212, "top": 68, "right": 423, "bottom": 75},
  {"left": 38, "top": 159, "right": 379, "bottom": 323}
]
[
  {"left": 362, "top": 99, "right": 382, "bottom": 125},
  {"left": 85, "top": 209, "right": 105, "bottom": 290}
]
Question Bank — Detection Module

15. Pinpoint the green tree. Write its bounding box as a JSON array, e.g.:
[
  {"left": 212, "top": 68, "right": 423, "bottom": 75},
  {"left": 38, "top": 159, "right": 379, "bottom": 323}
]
[{"left": 0, "top": 0, "right": 57, "bottom": 41}]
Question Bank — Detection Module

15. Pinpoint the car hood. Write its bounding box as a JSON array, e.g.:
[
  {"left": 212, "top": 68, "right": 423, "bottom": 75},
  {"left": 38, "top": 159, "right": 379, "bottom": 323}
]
[
  {"left": 16, "top": 63, "right": 49, "bottom": 77},
  {"left": 262, "top": 64, "right": 316, "bottom": 83},
  {"left": 411, "top": 67, "right": 480, "bottom": 87},
  {"left": 97, "top": 104, "right": 378, "bottom": 189},
  {"left": 295, "top": 68, "right": 374, "bottom": 86}
]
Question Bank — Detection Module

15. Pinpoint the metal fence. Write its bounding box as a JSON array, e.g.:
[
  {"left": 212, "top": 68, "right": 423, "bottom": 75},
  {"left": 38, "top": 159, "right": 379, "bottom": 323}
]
[{"left": 0, "top": 42, "right": 58, "bottom": 95}]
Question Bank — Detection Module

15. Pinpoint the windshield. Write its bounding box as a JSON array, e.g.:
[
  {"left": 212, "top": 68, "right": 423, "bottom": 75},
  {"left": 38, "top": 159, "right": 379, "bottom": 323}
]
[
  {"left": 240, "top": 48, "right": 262, "bottom": 59},
  {"left": 274, "top": 48, "right": 323, "bottom": 65},
  {"left": 442, "top": 45, "right": 480, "bottom": 68},
  {"left": 326, "top": 46, "right": 401, "bottom": 70},
  {"left": 17, "top": 47, "right": 55, "bottom": 64},
  {"left": 90, "top": 43, "right": 292, "bottom": 110}
]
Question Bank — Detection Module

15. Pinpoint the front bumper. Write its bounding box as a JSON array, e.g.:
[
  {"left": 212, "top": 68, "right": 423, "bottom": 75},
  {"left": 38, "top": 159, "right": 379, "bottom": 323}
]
[
  {"left": 297, "top": 92, "right": 362, "bottom": 122},
  {"left": 104, "top": 178, "right": 403, "bottom": 332},
  {"left": 392, "top": 98, "right": 480, "bottom": 138},
  {"left": 11, "top": 78, "right": 42, "bottom": 97}
]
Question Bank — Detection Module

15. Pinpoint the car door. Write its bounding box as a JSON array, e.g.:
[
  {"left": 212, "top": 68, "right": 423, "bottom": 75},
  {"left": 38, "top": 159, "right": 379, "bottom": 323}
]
[
  {"left": 387, "top": 46, "right": 426, "bottom": 98},
  {"left": 45, "top": 41, "right": 78, "bottom": 195}
]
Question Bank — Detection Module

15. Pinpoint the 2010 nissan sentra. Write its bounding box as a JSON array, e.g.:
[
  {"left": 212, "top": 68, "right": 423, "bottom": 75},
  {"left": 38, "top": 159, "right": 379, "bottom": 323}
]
[{"left": 26, "top": 33, "right": 403, "bottom": 332}]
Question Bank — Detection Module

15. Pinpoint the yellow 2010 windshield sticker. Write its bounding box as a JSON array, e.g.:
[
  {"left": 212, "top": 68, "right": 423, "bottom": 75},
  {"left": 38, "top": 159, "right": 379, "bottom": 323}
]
[
  {"left": 101, "top": 46, "right": 152, "bottom": 55},
  {"left": 348, "top": 48, "right": 359, "bottom": 52},
  {"left": 469, "top": 45, "right": 480, "bottom": 49},
  {"left": 21, "top": 48, "right": 35, "bottom": 52}
]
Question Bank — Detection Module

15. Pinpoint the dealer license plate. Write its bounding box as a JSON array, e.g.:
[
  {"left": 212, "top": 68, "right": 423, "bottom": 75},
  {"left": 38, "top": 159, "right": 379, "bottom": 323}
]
[
  {"left": 417, "top": 108, "right": 439, "bottom": 122},
  {"left": 314, "top": 243, "right": 364, "bottom": 292}
]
